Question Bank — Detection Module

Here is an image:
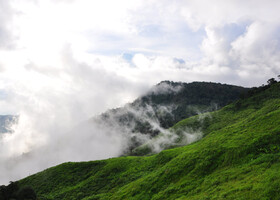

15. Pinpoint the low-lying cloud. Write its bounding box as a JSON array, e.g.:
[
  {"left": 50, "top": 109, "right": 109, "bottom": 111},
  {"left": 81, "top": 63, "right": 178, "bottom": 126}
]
[{"left": 0, "top": 76, "right": 207, "bottom": 184}]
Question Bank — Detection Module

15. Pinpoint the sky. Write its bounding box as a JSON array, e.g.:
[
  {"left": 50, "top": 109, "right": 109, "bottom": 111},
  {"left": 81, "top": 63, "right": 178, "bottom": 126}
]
[
  {"left": 0, "top": 0, "right": 280, "bottom": 115},
  {"left": 0, "top": 0, "right": 280, "bottom": 184}
]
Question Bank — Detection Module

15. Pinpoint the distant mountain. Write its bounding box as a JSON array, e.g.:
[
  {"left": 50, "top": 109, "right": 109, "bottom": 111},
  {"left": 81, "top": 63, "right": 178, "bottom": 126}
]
[
  {"left": 94, "top": 81, "right": 249, "bottom": 153},
  {"left": 0, "top": 115, "right": 18, "bottom": 134}
]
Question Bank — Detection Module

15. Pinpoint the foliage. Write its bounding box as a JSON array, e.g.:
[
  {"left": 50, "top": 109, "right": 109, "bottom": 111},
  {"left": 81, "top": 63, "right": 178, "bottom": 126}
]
[
  {"left": 267, "top": 78, "right": 277, "bottom": 85},
  {"left": 18, "top": 82, "right": 280, "bottom": 199},
  {"left": 0, "top": 182, "right": 36, "bottom": 200},
  {"left": 95, "top": 81, "right": 249, "bottom": 154}
]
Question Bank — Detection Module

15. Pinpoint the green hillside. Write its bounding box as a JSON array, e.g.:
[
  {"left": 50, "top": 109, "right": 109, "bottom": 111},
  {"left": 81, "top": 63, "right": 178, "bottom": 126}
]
[
  {"left": 95, "top": 81, "right": 248, "bottom": 154},
  {"left": 19, "top": 82, "right": 280, "bottom": 200}
]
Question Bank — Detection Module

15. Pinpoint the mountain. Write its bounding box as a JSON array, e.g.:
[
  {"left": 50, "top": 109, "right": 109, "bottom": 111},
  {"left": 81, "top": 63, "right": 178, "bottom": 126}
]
[
  {"left": 94, "top": 81, "right": 249, "bottom": 154},
  {"left": 18, "top": 81, "right": 280, "bottom": 199}
]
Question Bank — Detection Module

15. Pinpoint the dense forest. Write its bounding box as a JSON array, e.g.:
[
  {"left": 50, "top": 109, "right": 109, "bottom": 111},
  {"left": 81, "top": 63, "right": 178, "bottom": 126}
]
[
  {"left": 94, "top": 81, "right": 249, "bottom": 154},
  {"left": 0, "top": 182, "right": 36, "bottom": 200}
]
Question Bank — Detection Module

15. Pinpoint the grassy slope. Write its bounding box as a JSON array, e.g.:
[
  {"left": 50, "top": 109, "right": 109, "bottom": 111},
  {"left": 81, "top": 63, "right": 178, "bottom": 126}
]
[{"left": 19, "top": 83, "right": 280, "bottom": 200}]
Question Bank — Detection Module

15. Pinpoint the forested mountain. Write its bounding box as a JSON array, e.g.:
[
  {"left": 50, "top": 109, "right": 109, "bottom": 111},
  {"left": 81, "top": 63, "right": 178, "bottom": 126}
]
[
  {"left": 18, "top": 81, "right": 280, "bottom": 200},
  {"left": 94, "top": 81, "right": 249, "bottom": 153},
  {"left": 98, "top": 81, "right": 248, "bottom": 130}
]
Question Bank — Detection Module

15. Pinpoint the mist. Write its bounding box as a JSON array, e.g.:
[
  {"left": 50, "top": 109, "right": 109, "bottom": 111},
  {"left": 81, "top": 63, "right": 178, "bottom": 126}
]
[
  {"left": 0, "top": 75, "right": 208, "bottom": 185},
  {"left": 0, "top": 49, "right": 148, "bottom": 184}
]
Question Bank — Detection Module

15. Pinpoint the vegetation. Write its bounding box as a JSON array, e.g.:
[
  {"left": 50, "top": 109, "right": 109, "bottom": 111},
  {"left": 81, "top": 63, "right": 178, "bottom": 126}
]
[
  {"left": 0, "top": 182, "right": 36, "bottom": 200},
  {"left": 18, "top": 82, "right": 280, "bottom": 199},
  {"left": 95, "top": 81, "right": 249, "bottom": 153}
]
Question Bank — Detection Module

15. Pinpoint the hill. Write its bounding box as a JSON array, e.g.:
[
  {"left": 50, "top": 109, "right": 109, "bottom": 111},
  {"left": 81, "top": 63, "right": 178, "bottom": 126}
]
[
  {"left": 18, "top": 82, "right": 280, "bottom": 199},
  {"left": 93, "top": 81, "right": 248, "bottom": 154}
]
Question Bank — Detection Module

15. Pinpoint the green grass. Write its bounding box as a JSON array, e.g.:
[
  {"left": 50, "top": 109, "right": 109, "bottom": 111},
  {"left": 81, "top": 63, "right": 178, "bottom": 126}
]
[{"left": 19, "top": 83, "right": 280, "bottom": 199}]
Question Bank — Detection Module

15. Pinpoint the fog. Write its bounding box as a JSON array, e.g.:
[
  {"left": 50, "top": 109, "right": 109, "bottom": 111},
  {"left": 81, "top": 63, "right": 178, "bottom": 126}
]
[{"left": 0, "top": 75, "right": 205, "bottom": 185}]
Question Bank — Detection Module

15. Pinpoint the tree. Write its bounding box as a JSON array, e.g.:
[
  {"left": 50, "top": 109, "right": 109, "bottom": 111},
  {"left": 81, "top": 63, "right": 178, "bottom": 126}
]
[
  {"left": 267, "top": 78, "right": 277, "bottom": 85},
  {"left": 0, "top": 182, "right": 37, "bottom": 200},
  {"left": 17, "top": 186, "right": 37, "bottom": 200}
]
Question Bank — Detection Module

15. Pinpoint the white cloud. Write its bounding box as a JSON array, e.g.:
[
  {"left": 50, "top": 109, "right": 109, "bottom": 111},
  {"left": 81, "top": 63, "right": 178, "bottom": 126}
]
[
  {"left": 0, "top": 1, "right": 16, "bottom": 49},
  {"left": 0, "top": 0, "right": 280, "bottom": 184}
]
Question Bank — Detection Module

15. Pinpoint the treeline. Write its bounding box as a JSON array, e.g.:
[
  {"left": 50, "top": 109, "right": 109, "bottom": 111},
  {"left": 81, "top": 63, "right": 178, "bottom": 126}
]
[
  {"left": 240, "top": 76, "right": 280, "bottom": 99},
  {"left": 99, "top": 81, "right": 249, "bottom": 131},
  {"left": 0, "top": 182, "right": 36, "bottom": 200},
  {"left": 95, "top": 81, "right": 249, "bottom": 154}
]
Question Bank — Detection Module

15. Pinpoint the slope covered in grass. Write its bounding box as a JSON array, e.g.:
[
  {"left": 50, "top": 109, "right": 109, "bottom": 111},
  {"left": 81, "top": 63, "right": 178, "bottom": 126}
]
[
  {"left": 95, "top": 81, "right": 248, "bottom": 154},
  {"left": 19, "top": 83, "right": 280, "bottom": 200}
]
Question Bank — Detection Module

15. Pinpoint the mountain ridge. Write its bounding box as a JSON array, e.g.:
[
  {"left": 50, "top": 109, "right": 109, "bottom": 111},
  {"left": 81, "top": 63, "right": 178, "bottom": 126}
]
[
  {"left": 17, "top": 81, "right": 280, "bottom": 199},
  {"left": 93, "top": 81, "right": 249, "bottom": 154}
]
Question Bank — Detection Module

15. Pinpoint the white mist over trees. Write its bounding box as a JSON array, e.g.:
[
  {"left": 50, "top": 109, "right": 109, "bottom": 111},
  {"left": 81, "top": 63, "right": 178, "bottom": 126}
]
[{"left": 0, "top": 81, "right": 248, "bottom": 184}]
